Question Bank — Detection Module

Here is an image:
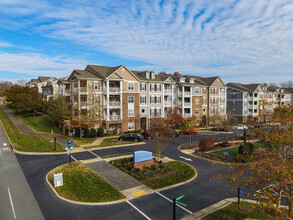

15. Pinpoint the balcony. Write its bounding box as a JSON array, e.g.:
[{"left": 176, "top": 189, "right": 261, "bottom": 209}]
[
  {"left": 183, "top": 113, "right": 191, "bottom": 118},
  {"left": 80, "top": 87, "right": 87, "bottom": 94},
  {"left": 184, "top": 102, "right": 191, "bottom": 107},
  {"left": 109, "top": 115, "right": 120, "bottom": 121},
  {"left": 164, "top": 89, "right": 172, "bottom": 93},
  {"left": 184, "top": 91, "right": 191, "bottom": 96},
  {"left": 80, "top": 101, "right": 87, "bottom": 108},
  {"left": 106, "top": 101, "right": 122, "bottom": 108},
  {"left": 64, "top": 89, "right": 71, "bottom": 96},
  {"left": 164, "top": 101, "right": 172, "bottom": 106}
]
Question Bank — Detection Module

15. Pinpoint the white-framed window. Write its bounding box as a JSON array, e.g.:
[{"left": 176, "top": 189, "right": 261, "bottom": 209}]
[
  {"left": 195, "top": 98, "right": 199, "bottom": 104},
  {"left": 156, "top": 96, "right": 161, "bottom": 103},
  {"left": 128, "top": 82, "right": 134, "bottom": 90},
  {"left": 128, "top": 122, "right": 135, "bottom": 130},
  {"left": 203, "top": 98, "right": 206, "bottom": 104},
  {"left": 128, "top": 96, "right": 134, "bottom": 103},
  {"left": 93, "top": 81, "right": 100, "bottom": 90},
  {"left": 140, "top": 83, "right": 146, "bottom": 91},
  {"left": 194, "top": 87, "right": 201, "bottom": 94},
  {"left": 140, "top": 96, "right": 146, "bottom": 104},
  {"left": 195, "top": 109, "right": 199, "bottom": 115},
  {"left": 150, "top": 83, "right": 156, "bottom": 91},
  {"left": 156, "top": 84, "right": 161, "bottom": 91},
  {"left": 128, "top": 109, "right": 134, "bottom": 117},
  {"left": 150, "top": 96, "right": 155, "bottom": 103},
  {"left": 203, "top": 88, "right": 207, "bottom": 94}
]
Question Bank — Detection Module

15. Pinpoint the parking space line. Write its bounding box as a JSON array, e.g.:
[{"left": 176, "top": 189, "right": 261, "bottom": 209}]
[
  {"left": 89, "top": 150, "right": 99, "bottom": 158},
  {"left": 68, "top": 153, "right": 77, "bottom": 161},
  {"left": 156, "top": 192, "right": 193, "bottom": 214},
  {"left": 8, "top": 187, "right": 16, "bottom": 219},
  {"left": 127, "top": 201, "right": 152, "bottom": 220}
]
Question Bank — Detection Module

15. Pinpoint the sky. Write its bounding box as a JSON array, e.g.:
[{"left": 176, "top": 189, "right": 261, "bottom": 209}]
[{"left": 0, "top": 0, "right": 292, "bottom": 84}]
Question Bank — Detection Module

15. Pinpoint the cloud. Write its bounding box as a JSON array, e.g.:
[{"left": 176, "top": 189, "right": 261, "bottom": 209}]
[
  {"left": 0, "top": 0, "right": 292, "bottom": 83},
  {"left": 0, "top": 40, "right": 13, "bottom": 47},
  {"left": 0, "top": 51, "right": 87, "bottom": 78}
]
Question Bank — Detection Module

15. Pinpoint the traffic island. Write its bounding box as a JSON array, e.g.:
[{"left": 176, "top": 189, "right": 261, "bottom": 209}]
[
  {"left": 47, "top": 161, "right": 125, "bottom": 204},
  {"left": 109, "top": 157, "right": 196, "bottom": 189}
]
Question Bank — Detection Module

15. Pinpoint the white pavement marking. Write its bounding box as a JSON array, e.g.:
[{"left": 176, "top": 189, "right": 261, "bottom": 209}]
[
  {"left": 68, "top": 153, "right": 77, "bottom": 161},
  {"left": 179, "top": 156, "right": 193, "bottom": 161},
  {"left": 127, "top": 201, "right": 152, "bottom": 220},
  {"left": 8, "top": 187, "right": 16, "bottom": 219},
  {"left": 156, "top": 192, "right": 193, "bottom": 214},
  {"left": 0, "top": 148, "right": 2, "bottom": 157},
  {"left": 3, "top": 142, "right": 7, "bottom": 146},
  {"left": 89, "top": 150, "right": 99, "bottom": 158}
]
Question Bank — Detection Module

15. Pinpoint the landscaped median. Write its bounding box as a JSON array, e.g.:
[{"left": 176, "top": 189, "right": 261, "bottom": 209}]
[
  {"left": 110, "top": 158, "right": 196, "bottom": 189},
  {"left": 0, "top": 106, "right": 63, "bottom": 152},
  {"left": 83, "top": 138, "right": 138, "bottom": 150},
  {"left": 47, "top": 161, "right": 125, "bottom": 203}
]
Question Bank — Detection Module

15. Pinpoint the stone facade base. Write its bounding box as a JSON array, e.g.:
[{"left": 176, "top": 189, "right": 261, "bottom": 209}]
[{"left": 133, "top": 159, "right": 154, "bottom": 168}]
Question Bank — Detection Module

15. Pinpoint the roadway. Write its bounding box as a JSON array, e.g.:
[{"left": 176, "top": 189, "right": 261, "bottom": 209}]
[{"left": 12, "top": 131, "right": 238, "bottom": 220}]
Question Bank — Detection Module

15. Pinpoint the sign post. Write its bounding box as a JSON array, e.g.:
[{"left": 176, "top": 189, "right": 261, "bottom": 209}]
[
  {"left": 238, "top": 187, "right": 243, "bottom": 205},
  {"left": 173, "top": 195, "right": 189, "bottom": 220},
  {"left": 54, "top": 137, "right": 56, "bottom": 151},
  {"left": 65, "top": 140, "right": 73, "bottom": 164}
]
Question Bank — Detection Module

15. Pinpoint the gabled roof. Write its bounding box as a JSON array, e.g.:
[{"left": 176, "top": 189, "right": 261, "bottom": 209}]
[
  {"left": 132, "top": 71, "right": 165, "bottom": 82},
  {"left": 200, "top": 77, "right": 219, "bottom": 86},
  {"left": 227, "top": 83, "right": 262, "bottom": 93},
  {"left": 31, "top": 79, "right": 41, "bottom": 83},
  {"left": 73, "top": 70, "right": 100, "bottom": 79},
  {"left": 182, "top": 75, "right": 208, "bottom": 86},
  {"left": 87, "top": 65, "right": 123, "bottom": 78},
  {"left": 243, "top": 84, "right": 260, "bottom": 91},
  {"left": 38, "top": 76, "right": 51, "bottom": 82},
  {"left": 284, "top": 88, "right": 293, "bottom": 94}
]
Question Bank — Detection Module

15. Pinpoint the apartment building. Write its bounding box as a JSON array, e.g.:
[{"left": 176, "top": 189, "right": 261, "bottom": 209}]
[
  {"left": 227, "top": 83, "right": 265, "bottom": 122},
  {"left": 66, "top": 65, "right": 141, "bottom": 134},
  {"left": 27, "top": 76, "right": 56, "bottom": 94}
]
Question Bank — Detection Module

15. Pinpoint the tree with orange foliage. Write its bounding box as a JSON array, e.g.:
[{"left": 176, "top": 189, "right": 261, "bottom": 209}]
[
  {"left": 219, "top": 106, "right": 293, "bottom": 218},
  {"left": 166, "top": 110, "right": 184, "bottom": 128}
]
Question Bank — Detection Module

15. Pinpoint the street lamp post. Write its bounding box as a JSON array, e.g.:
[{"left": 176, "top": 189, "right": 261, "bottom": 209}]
[{"left": 64, "top": 140, "right": 73, "bottom": 164}]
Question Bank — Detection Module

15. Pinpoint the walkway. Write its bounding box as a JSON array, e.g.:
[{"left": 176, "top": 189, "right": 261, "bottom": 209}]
[
  {"left": 84, "top": 159, "right": 153, "bottom": 199},
  {"left": 0, "top": 104, "right": 80, "bottom": 149}
]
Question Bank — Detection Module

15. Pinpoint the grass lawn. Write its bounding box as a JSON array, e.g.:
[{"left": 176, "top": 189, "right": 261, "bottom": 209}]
[
  {"left": 8, "top": 106, "right": 61, "bottom": 134},
  {"left": 0, "top": 106, "right": 63, "bottom": 152},
  {"left": 203, "top": 202, "right": 275, "bottom": 220},
  {"left": 47, "top": 161, "right": 125, "bottom": 202},
  {"left": 70, "top": 137, "right": 97, "bottom": 145},
  {"left": 84, "top": 138, "right": 134, "bottom": 149},
  {"left": 208, "top": 143, "right": 265, "bottom": 158},
  {"left": 144, "top": 161, "right": 196, "bottom": 189}
]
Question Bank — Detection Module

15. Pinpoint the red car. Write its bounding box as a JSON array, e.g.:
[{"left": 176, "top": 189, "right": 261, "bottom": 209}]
[
  {"left": 181, "top": 130, "right": 198, "bottom": 135},
  {"left": 140, "top": 131, "right": 152, "bottom": 140}
]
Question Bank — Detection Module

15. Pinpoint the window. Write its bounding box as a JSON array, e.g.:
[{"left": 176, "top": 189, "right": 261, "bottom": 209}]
[
  {"left": 215, "top": 88, "right": 218, "bottom": 94},
  {"left": 194, "top": 87, "right": 201, "bottom": 94},
  {"left": 156, "top": 96, "right": 161, "bottom": 103},
  {"left": 203, "top": 88, "right": 207, "bottom": 94},
  {"left": 141, "top": 108, "right": 146, "bottom": 114},
  {"left": 150, "top": 83, "right": 156, "bottom": 91},
  {"left": 203, "top": 98, "right": 206, "bottom": 104},
  {"left": 195, "top": 98, "right": 199, "bottom": 105},
  {"left": 195, "top": 109, "right": 199, "bottom": 115},
  {"left": 128, "top": 82, "right": 134, "bottom": 90},
  {"left": 140, "top": 96, "right": 146, "bottom": 104},
  {"left": 150, "top": 96, "right": 155, "bottom": 103},
  {"left": 128, "top": 109, "right": 134, "bottom": 117},
  {"left": 156, "top": 84, "right": 161, "bottom": 91},
  {"left": 128, "top": 96, "right": 134, "bottom": 103},
  {"left": 140, "top": 83, "right": 146, "bottom": 91},
  {"left": 93, "top": 81, "right": 100, "bottom": 90},
  {"left": 128, "top": 122, "right": 135, "bottom": 130}
]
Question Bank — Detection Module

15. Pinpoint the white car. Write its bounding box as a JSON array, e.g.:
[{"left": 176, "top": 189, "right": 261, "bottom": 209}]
[{"left": 233, "top": 124, "right": 248, "bottom": 130}]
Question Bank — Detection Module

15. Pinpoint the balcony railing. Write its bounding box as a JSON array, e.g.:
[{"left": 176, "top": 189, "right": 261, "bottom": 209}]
[
  {"left": 164, "top": 101, "right": 172, "bottom": 106},
  {"left": 80, "top": 101, "right": 87, "bottom": 107},
  {"left": 64, "top": 90, "right": 70, "bottom": 95},
  {"left": 109, "top": 115, "right": 120, "bottom": 120},
  {"left": 109, "top": 87, "right": 121, "bottom": 93},
  {"left": 80, "top": 87, "right": 87, "bottom": 93},
  {"left": 108, "top": 101, "right": 121, "bottom": 108},
  {"left": 184, "top": 91, "right": 191, "bottom": 96},
  {"left": 164, "top": 89, "right": 172, "bottom": 93},
  {"left": 184, "top": 113, "right": 191, "bottom": 117},
  {"left": 184, "top": 102, "right": 191, "bottom": 107}
]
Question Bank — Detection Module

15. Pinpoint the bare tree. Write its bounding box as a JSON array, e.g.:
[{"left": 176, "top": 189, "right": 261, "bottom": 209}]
[
  {"left": 149, "top": 117, "right": 174, "bottom": 162},
  {"left": 269, "top": 82, "right": 278, "bottom": 87},
  {"left": 16, "top": 79, "right": 28, "bottom": 86},
  {"left": 280, "top": 80, "right": 293, "bottom": 88}
]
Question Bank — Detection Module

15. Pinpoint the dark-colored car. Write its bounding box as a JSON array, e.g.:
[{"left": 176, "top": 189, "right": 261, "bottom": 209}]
[
  {"left": 118, "top": 133, "right": 144, "bottom": 142},
  {"left": 173, "top": 131, "right": 180, "bottom": 137},
  {"left": 211, "top": 126, "right": 228, "bottom": 131},
  {"left": 221, "top": 141, "right": 230, "bottom": 147}
]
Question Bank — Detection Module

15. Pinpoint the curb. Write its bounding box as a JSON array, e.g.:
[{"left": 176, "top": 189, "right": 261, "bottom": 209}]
[
  {"left": 0, "top": 117, "right": 13, "bottom": 150},
  {"left": 82, "top": 141, "right": 146, "bottom": 151},
  {"left": 45, "top": 163, "right": 128, "bottom": 206}
]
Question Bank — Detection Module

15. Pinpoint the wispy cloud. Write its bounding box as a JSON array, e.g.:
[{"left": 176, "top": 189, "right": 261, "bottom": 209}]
[
  {"left": 0, "top": 0, "right": 292, "bottom": 83},
  {"left": 0, "top": 40, "right": 13, "bottom": 47}
]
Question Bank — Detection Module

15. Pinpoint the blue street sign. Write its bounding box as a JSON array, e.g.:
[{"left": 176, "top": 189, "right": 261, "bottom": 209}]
[
  {"left": 65, "top": 147, "right": 68, "bottom": 151},
  {"left": 239, "top": 187, "right": 244, "bottom": 198},
  {"left": 68, "top": 144, "right": 71, "bottom": 147},
  {"left": 224, "top": 152, "right": 229, "bottom": 157},
  {"left": 70, "top": 146, "right": 73, "bottom": 150},
  {"left": 68, "top": 140, "right": 71, "bottom": 144}
]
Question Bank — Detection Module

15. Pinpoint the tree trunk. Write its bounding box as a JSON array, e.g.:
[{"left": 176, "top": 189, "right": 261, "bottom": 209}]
[
  {"left": 63, "top": 123, "right": 65, "bottom": 134},
  {"left": 80, "top": 125, "right": 82, "bottom": 140}
]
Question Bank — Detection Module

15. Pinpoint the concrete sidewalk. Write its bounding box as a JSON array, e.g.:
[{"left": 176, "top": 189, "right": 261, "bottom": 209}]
[
  {"left": 1, "top": 104, "right": 80, "bottom": 150},
  {"left": 85, "top": 160, "right": 153, "bottom": 199}
]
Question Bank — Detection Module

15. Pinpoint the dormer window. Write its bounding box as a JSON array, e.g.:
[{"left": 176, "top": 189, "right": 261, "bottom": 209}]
[
  {"left": 190, "top": 79, "right": 194, "bottom": 83},
  {"left": 151, "top": 71, "right": 155, "bottom": 79},
  {"left": 146, "top": 71, "right": 150, "bottom": 79},
  {"left": 180, "top": 77, "right": 185, "bottom": 83}
]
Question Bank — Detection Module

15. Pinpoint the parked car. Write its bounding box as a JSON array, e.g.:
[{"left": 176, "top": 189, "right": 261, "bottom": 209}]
[
  {"left": 221, "top": 141, "right": 230, "bottom": 147},
  {"left": 233, "top": 124, "right": 248, "bottom": 130},
  {"left": 118, "top": 133, "right": 144, "bottom": 142},
  {"left": 173, "top": 131, "right": 180, "bottom": 137},
  {"left": 140, "top": 131, "right": 152, "bottom": 140},
  {"left": 180, "top": 130, "right": 198, "bottom": 135}
]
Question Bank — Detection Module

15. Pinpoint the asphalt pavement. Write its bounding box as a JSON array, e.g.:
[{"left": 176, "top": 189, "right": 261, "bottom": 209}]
[
  {"left": 0, "top": 123, "right": 44, "bottom": 220},
  {"left": 13, "top": 132, "right": 238, "bottom": 220}
]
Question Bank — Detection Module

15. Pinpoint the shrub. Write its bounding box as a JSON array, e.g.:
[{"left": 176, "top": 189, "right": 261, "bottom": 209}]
[
  {"left": 199, "top": 138, "right": 215, "bottom": 151},
  {"left": 238, "top": 142, "right": 255, "bottom": 155},
  {"left": 238, "top": 144, "right": 245, "bottom": 155},
  {"left": 97, "top": 127, "right": 104, "bottom": 137},
  {"left": 75, "top": 127, "right": 80, "bottom": 137},
  {"left": 90, "top": 128, "right": 97, "bottom": 138},
  {"left": 83, "top": 128, "right": 89, "bottom": 138},
  {"left": 243, "top": 129, "right": 247, "bottom": 143}
]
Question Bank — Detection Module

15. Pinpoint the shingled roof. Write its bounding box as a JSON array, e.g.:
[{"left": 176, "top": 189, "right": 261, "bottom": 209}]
[
  {"left": 132, "top": 71, "right": 165, "bottom": 82},
  {"left": 38, "top": 76, "right": 51, "bottom": 82},
  {"left": 86, "top": 65, "right": 123, "bottom": 78}
]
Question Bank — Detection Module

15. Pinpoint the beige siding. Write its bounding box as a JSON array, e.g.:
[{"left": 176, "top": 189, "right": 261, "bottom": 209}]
[
  {"left": 116, "top": 68, "right": 138, "bottom": 81},
  {"left": 109, "top": 72, "right": 122, "bottom": 79}
]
